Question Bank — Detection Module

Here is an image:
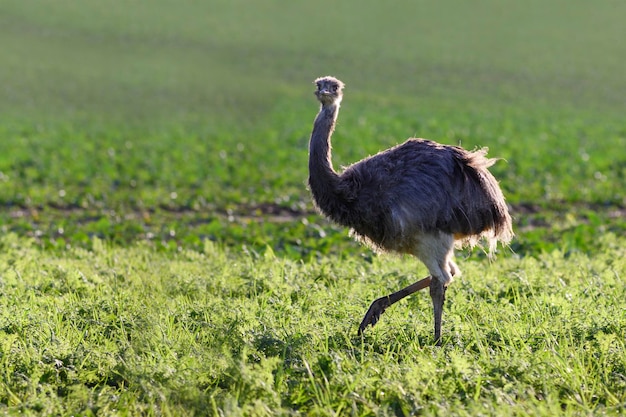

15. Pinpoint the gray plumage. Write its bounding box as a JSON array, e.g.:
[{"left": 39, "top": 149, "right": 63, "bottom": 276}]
[{"left": 308, "top": 76, "right": 513, "bottom": 344}]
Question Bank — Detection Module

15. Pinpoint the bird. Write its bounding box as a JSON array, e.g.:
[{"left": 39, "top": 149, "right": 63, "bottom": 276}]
[{"left": 307, "top": 76, "right": 513, "bottom": 345}]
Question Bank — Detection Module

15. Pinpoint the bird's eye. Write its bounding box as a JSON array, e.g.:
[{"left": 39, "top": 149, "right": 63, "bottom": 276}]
[{"left": 331, "top": 85, "right": 338, "bottom": 92}]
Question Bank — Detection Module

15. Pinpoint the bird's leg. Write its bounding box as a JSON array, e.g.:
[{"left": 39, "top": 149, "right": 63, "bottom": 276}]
[
  {"left": 358, "top": 276, "right": 432, "bottom": 335},
  {"left": 429, "top": 277, "right": 447, "bottom": 346}
]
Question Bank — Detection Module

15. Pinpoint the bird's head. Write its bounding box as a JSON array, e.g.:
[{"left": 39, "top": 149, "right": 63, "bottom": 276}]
[{"left": 314, "top": 76, "right": 344, "bottom": 106}]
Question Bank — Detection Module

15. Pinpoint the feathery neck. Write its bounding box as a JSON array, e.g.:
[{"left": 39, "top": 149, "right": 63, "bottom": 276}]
[
  {"left": 309, "top": 103, "right": 340, "bottom": 186},
  {"left": 308, "top": 101, "right": 350, "bottom": 220}
]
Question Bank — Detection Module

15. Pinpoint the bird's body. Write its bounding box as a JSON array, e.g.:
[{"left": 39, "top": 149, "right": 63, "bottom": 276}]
[
  {"left": 308, "top": 76, "right": 513, "bottom": 344},
  {"left": 314, "top": 138, "right": 510, "bottom": 253}
]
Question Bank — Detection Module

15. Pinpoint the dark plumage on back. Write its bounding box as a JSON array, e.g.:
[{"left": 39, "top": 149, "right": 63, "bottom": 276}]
[
  {"left": 307, "top": 76, "right": 513, "bottom": 344},
  {"left": 337, "top": 139, "right": 512, "bottom": 252}
]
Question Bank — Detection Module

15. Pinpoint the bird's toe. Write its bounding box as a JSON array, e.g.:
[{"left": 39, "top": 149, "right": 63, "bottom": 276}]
[{"left": 358, "top": 296, "right": 390, "bottom": 334}]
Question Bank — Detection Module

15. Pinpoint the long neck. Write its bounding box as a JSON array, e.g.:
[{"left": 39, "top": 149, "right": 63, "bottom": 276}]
[{"left": 308, "top": 103, "right": 343, "bottom": 215}]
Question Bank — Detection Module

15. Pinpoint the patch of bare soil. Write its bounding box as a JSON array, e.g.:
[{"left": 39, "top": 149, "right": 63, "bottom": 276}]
[{"left": 1, "top": 201, "right": 624, "bottom": 226}]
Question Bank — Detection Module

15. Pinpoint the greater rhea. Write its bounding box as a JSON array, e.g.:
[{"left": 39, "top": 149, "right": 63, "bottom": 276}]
[{"left": 307, "top": 76, "right": 513, "bottom": 344}]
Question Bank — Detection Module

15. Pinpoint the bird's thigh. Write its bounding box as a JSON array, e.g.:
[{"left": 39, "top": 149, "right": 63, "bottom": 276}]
[{"left": 414, "top": 233, "right": 455, "bottom": 285}]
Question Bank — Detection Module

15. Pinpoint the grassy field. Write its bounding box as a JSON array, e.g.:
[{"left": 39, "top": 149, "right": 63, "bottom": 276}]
[{"left": 1, "top": 0, "right": 625, "bottom": 415}]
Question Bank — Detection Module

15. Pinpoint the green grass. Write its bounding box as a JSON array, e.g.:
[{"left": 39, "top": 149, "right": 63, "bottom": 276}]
[
  {"left": 1, "top": 234, "right": 625, "bottom": 415},
  {"left": 1, "top": 0, "right": 625, "bottom": 415}
]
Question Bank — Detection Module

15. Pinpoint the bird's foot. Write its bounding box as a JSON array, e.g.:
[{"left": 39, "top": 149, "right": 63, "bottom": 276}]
[{"left": 358, "top": 296, "right": 391, "bottom": 335}]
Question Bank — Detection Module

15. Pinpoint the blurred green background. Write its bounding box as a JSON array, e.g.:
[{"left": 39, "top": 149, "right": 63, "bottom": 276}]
[
  {"left": 2, "top": 0, "right": 624, "bottom": 127},
  {"left": 0, "top": 0, "right": 624, "bottom": 254}
]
